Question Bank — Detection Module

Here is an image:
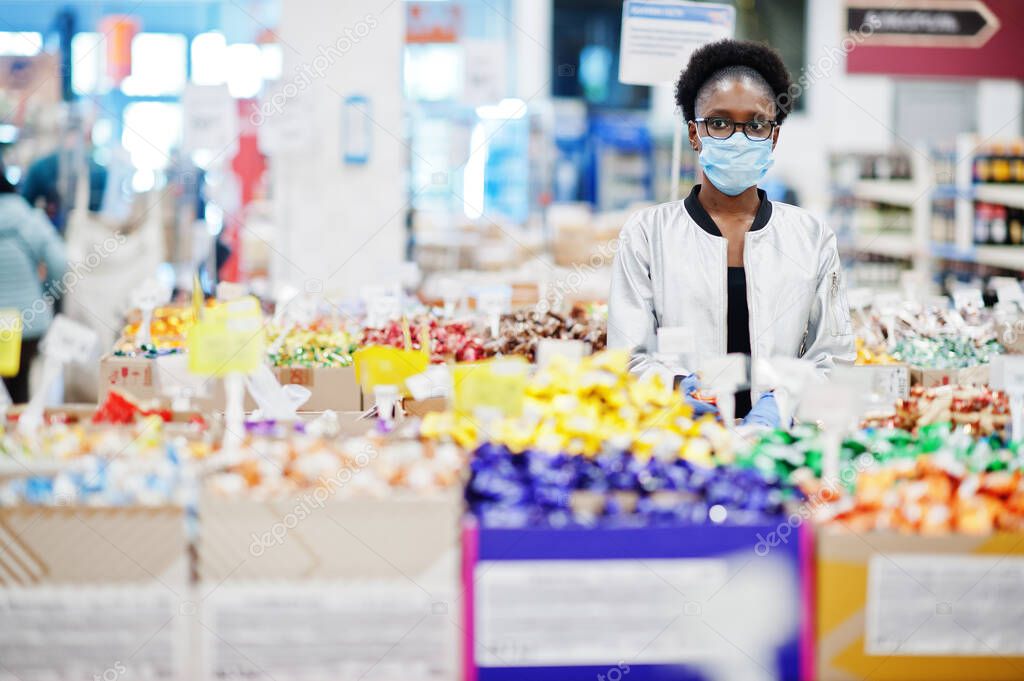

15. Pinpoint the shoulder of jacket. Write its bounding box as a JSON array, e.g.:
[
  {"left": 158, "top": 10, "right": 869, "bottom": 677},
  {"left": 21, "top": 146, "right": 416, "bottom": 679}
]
[
  {"left": 770, "top": 201, "right": 835, "bottom": 243},
  {"left": 622, "top": 201, "right": 689, "bottom": 239}
]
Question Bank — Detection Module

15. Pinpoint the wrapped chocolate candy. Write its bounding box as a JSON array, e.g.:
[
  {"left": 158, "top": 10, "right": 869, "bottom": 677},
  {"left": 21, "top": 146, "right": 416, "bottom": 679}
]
[
  {"left": 894, "top": 385, "right": 1010, "bottom": 436},
  {"left": 466, "top": 443, "right": 796, "bottom": 529},
  {"left": 204, "top": 418, "right": 465, "bottom": 499},
  {"left": 359, "top": 316, "right": 486, "bottom": 363},
  {"left": 268, "top": 324, "right": 356, "bottom": 368},
  {"left": 421, "top": 350, "right": 731, "bottom": 465},
  {"left": 819, "top": 454, "right": 1024, "bottom": 535},
  {"left": 481, "top": 309, "right": 606, "bottom": 361},
  {"left": 114, "top": 304, "right": 196, "bottom": 357},
  {"left": 891, "top": 336, "right": 1002, "bottom": 369}
]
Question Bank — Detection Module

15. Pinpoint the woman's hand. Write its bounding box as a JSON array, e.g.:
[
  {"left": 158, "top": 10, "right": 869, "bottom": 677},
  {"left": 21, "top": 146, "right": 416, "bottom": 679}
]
[
  {"left": 741, "top": 393, "right": 780, "bottom": 429},
  {"left": 678, "top": 374, "right": 719, "bottom": 418}
]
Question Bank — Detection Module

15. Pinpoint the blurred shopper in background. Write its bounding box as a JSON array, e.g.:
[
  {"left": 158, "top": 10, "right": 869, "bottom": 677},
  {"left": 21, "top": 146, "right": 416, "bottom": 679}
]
[{"left": 0, "top": 163, "right": 67, "bottom": 403}]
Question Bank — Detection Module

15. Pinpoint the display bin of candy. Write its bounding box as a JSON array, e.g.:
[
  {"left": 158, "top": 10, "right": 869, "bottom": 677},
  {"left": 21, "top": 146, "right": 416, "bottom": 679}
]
[
  {"left": 193, "top": 420, "right": 465, "bottom": 681},
  {"left": 195, "top": 493, "right": 462, "bottom": 680},
  {"left": 854, "top": 363, "right": 910, "bottom": 401},
  {"left": 99, "top": 352, "right": 260, "bottom": 412},
  {"left": 910, "top": 363, "right": 990, "bottom": 388},
  {"left": 100, "top": 354, "right": 362, "bottom": 413},
  {"left": 274, "top": 364, "right": 362, "bottom": 411},
  {"left": 462, "top": 519, "right": 812, "bottom": 681},
  {"left": 816, "top": 528, "right": 1024, "bottom": 681},
  {"left": 99, "top": 352, "right": 161, "bottom": 402},
  {"left": 0, "top": 505, "right": 187, "bottom": 585},
  {"left": 0, "top": 503, "right": 192, "bottom": 679}
]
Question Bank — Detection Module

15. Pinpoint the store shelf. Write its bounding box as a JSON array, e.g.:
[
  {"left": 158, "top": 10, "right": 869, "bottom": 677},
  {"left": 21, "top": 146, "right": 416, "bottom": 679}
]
[
  {"left": 930, "top": 241, "right": 1024, "bottom": 271},
  {"left": 852, "top": 233, "right": 916, "bottom": 259},
  {"left": 974, "top": 245, "right": 1024, "bottom": 270},
  {"left": 852, "top": 180, "right": 925, "bottom": 207},
  {"left": 974, "top": 183, "right": 1024, "bottom": 210}
]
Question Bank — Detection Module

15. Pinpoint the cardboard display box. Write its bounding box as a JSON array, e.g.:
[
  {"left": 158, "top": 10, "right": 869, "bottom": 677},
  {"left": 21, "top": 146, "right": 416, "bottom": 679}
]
[
  {"left": 273, "top": 364, "right": 362, "bottom": 412},
  {"left": 910, "top": 364, "right": 989, "bottom": 388},
  {"left": 99, "top": 354, "right": 361, "bottom": 412},
  {"left": 817, "top": 528, "right": 1024, "bottom": 681},
  {"left": 0, "top": 505, "right": 192, "bottom": 678},
  {"left": 195, "top": 491, "right": 462, "bottom": 680},
  {"left": 464, "top": 520, "right": 812, "bottom": 681},
  {"left": 853, "top": 364, "right": 911, "bottom": 401}
]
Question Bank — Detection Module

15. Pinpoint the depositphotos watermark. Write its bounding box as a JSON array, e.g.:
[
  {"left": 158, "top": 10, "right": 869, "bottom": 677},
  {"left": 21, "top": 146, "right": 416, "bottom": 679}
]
[
  {"left": 250, "top": 14, "right": 379, "bottom": 126},
  {"left": 0, "top": 231, "right": 127, "bottom": 335},
  {"left": 537, "top": 236, "right": 621, "bottom": 314},
  {"left": 597, "top": 662, "right": 631, "bottom": 681},
  {"left": 93, "top": 661, "right": 126, "bottom": 681},
  {"left": 754, "top": 454, "right": 875, "bottom": 557},
  {"left": 248, "top": 442, "right": 378, "bottom": 556},
  {"left": 774, "top": 14, "right": 881, "bottom": 113}
]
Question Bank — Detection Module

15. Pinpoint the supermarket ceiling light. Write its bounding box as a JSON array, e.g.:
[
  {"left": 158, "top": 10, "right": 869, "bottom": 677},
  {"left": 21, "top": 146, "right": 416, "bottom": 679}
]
[{"left": 475, "top": 98, "right": 527, "bottom": 120}]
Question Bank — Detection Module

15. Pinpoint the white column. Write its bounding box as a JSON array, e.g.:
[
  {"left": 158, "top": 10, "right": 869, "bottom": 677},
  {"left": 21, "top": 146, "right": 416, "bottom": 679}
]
[
  {"left": 977, "top": 79, "right": 1023, "bottom": 140},
  {"left": 270, "top": 0, "right": 406, "bottom": 299},
  {"left": 513, "top": 0, "right": 552, "bottom": 101}
]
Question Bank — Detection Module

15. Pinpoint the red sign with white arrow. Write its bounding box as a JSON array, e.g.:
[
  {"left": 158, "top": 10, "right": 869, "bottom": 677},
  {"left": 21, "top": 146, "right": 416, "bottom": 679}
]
[{"left": 846, "top": 0, "right": 1024, "bottom": 78}]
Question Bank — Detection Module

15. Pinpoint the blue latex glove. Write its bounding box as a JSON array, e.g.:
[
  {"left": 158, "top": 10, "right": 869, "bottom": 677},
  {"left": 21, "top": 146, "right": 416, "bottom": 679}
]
[
  {"left": 678, "top": 374, "right": 719, "bottom": 418},
  {"left": 742, "top": 392, "right": 780, "bottom": 429}
]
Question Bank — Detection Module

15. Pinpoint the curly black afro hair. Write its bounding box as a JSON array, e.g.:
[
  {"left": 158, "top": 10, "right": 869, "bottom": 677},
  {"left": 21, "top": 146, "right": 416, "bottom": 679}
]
[{"left": 675, "top": 39, "right": 793, "bottom": 124}]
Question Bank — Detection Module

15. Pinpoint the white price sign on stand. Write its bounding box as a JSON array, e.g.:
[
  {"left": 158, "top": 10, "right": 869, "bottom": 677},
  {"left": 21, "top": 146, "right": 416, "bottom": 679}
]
[
  {"left": 40, "top": 315, "right": 98, "bottom": 365},
  {"left": 618, "top": 1, "right": 735, "bottom": 86},
  {"left": 22, "top": 316, "right": 99, "bottom": 432},
  {"left": 991, "top": 355, "right": 1024, "bottom": 440},
  {"left": 618, "top": 0, "right": 735, "bottom": 203}
]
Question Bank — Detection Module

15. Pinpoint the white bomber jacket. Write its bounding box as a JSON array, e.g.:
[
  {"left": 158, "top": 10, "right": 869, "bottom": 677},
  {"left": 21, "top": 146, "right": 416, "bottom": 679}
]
[{"left": 608, "top": 186, "right": 855, "bottom": 394}]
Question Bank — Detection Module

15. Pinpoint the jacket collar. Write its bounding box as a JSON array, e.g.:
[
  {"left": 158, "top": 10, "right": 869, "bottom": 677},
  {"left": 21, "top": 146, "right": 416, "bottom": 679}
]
[{"left": 683, "top": 184, "right": 772, "bottom": 237}]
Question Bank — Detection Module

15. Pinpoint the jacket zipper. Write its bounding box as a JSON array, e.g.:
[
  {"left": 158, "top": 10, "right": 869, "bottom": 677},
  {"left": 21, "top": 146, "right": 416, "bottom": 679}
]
[
  {"left": 829, "top": 270, "right": 843, "bottom": 336},
  {"left": 744, "top": 233, "right": 756, "bottom": 364},
  {"left": 721, "top": 240, "right": 729, "bottom": 355}
]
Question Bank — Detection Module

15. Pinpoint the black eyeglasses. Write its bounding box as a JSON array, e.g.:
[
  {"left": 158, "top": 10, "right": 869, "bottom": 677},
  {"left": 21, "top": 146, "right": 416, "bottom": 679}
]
[{"left": 694, "top": 116, "right": 777, "bottom": 141}]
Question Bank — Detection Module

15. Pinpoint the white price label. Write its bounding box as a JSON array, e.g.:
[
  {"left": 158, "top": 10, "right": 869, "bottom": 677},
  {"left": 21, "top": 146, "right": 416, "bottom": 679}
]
[
  {"left": 536, "top": 339, "right": 586, "bottom": 367},
  {"left": 860, "top": 364, "right": 910, "bottom": 401},
  {"left": 369, "top": 296, "right": 401, "bottom": 326},
  {"left": 798, "top": 377, "right": 864, "bottom": 429},
  {"left": 873, "top": 292, "right": 902, "bottom": 315},
  {"left": 996, "top": 282, "right": 1024, "bottom": 305},
  {"left": 700, "top": 353, "right": 748, "bottom": 391},
  {"left": 991, "top": 355, "right": 1024, "bottom": 394},
  {"left": 952, "top": 287, "right": 984, "bottom": 312},
  {"left": 284, "top": 294, "right": 318, "bottom": 326},
  {"left": 476, "top": 287, "right": 512, "bottom": 316},
  {"left": 131, "top": 278, "right": 171, "bottom": 311},
  {"left": 867, "top": 554, "right": 1024, "bottom": 656},
  {"left": 40, "top": 315, "right": 97, "bottom": 364},
  {"left": 657, "top": 327, "right": 696, "bottom": 355}
]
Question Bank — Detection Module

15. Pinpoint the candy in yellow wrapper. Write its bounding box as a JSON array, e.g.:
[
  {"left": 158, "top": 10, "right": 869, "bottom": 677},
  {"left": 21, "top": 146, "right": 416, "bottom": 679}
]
[{"left": 420, "top": 349, "right": 730, "bottom": 464}]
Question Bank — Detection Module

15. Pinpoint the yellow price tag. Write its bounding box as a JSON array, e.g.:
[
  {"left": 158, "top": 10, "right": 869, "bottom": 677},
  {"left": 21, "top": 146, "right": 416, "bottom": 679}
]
[
  {"left": 0, "top": 310, "right": 22, "bottom": 377},
  {"left": 453, "top": 357, "right": 528, "bottom": 419},
  {"left": 354, "top": 345, "right": 430, "bottom": 397},
  {"left": 187, "top": 296, "right": 265, "bottom": 376}
]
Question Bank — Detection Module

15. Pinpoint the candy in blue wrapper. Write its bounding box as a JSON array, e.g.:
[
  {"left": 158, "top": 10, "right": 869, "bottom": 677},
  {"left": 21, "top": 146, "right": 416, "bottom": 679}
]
[{"left": 465, "top": 444, "right": 799, "bottom": 529}]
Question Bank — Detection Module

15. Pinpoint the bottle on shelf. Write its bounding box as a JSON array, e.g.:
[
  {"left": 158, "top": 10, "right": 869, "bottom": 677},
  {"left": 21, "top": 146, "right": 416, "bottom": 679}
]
[
  {"left": 974, "top": 145, "right": 992, "bottom": 183},
  {"left": 974, "top": 202, "right": 991, "bottom": 245},
  {"left": 1012, "top": 142, "right": 1024, "bottom": 185},
  {"left": 990, "top": 204, "right": 1008, "bottom": 245},
  {"left": 1009, "top": 207, "right": 1024, "bottom": 246},
  {"left": 991, "top": 143, "right": 1012, "bottom": 184}
]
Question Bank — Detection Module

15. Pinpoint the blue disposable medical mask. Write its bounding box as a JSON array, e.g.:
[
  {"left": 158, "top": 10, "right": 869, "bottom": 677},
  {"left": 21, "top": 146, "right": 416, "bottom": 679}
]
[{"left": 697, "top": 130, "right": 774, "bottom": 196}]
